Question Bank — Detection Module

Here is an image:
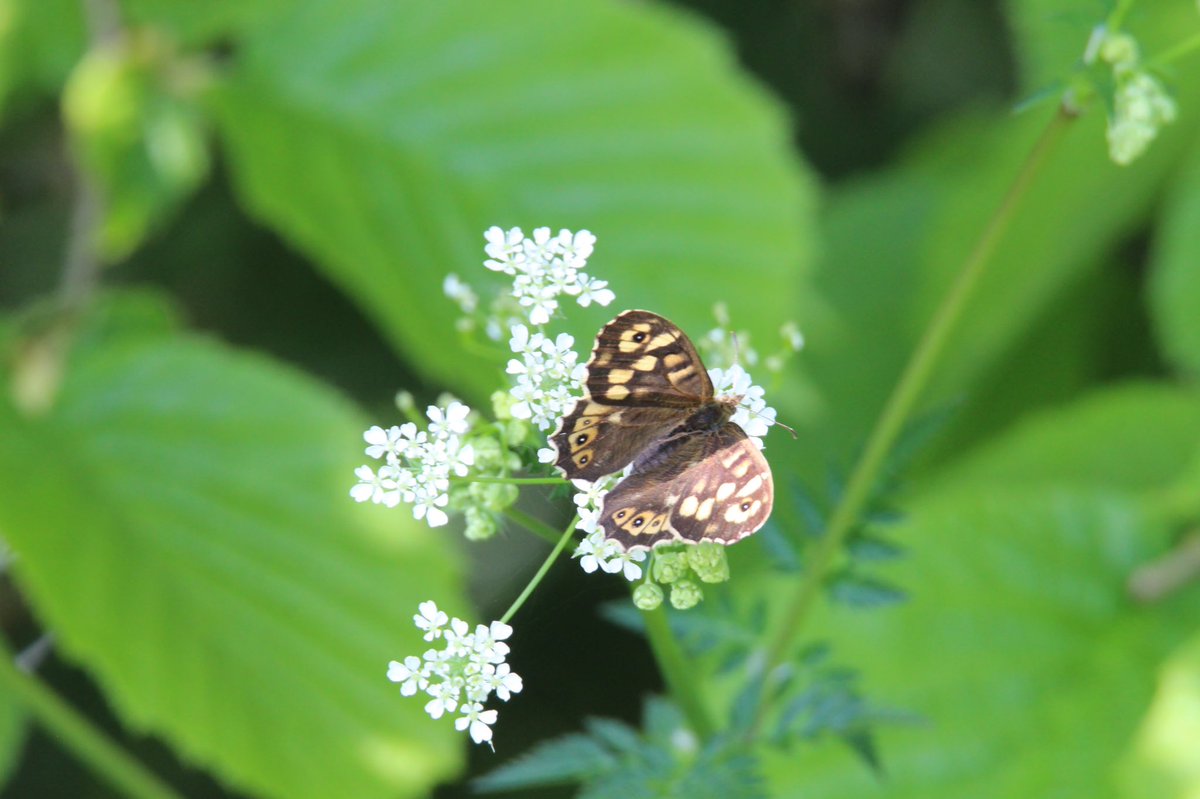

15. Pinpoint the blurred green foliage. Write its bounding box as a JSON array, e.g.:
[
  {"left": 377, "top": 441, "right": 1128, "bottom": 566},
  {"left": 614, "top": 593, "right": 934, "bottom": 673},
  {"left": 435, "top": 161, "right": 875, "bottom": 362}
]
[{"left": 0, "top": 0, "right": 1198, "bottom": 797}]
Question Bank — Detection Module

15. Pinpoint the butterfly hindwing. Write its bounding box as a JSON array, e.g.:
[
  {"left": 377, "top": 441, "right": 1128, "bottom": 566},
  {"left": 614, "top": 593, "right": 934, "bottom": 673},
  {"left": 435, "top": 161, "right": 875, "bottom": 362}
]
[{"left": 597, "top": 422, "right": 773, "bottom": 551}]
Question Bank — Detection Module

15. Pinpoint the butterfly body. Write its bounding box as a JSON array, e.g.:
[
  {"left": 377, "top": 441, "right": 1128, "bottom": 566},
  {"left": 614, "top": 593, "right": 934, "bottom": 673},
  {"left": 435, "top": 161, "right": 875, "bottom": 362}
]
[{"left": 551, "top": 310, "right": 774, "bottom": 551}]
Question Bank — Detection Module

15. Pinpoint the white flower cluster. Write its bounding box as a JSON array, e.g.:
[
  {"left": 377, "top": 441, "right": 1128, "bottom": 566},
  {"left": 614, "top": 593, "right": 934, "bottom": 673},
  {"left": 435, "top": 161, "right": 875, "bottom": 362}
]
[
  {"left": 1084, "top": 27, "right": 1177, "bottom": 166},
  {"left": 351, "top": 402, "right": 475, "bottom": 527},
  {"left": 574, "top": 528, "right": 648, "bottom": 581},
  {"left": 709, "top": 364, "right": 777, "bottom": 447},
  {"left": 483, "top": 226, "right": 614, "bottom": 324},
  {"left": 507, "top": 324, "right": 588, "bottom": 431},
  {"left": 387, "top": 601, "right": 522, "bottom": 747}
]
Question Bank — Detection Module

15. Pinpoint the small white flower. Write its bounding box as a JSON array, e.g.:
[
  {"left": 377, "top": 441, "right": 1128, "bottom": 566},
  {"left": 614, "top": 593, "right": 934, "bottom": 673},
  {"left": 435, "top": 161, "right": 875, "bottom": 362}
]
[
  {"left": 350, "top": 465, "right": 392, "bottom": 504},
  {"left": 484, "top": 226, "right": 525, "bottom": 273},
  {"left": 557, "top": 229, "right": 596, "bottom": 267},
  {"left": 428, "top": 402, "right": 471, "bottom": 438},
  {"left": 611, "top": 548, "right": 648, "bottom": 582},
  {"left": 572, "top": 479, "right": 608, "bottom": 509},
  {"left": 414, "top": 601, "right": 449, "bottom": 641},
  {"left": 456, "top": 702, "right": 499, "bottom": 745},
  {"left": 576, "top": 277, "right": 615, "bottom": 307},
  {"left": 537, "top": 446, "right": 556, "bottom": 464},
  {"left": 473, "top": 621, "right": 513, "bottom": 664},
  {"left": 574, "top": 531, "right": 606, "bottom": 574},
  {"left": 443, "top": 273, "right": 478, "bottom": 313},
  {"left": 482, "top": 662, "right": 524, "bottom": 701},
  {"left": 387, "top": 656, "right": 427, "bottom": 696},
  {"left": 424, "top": 683, "right": 458, "bottom": 720}
]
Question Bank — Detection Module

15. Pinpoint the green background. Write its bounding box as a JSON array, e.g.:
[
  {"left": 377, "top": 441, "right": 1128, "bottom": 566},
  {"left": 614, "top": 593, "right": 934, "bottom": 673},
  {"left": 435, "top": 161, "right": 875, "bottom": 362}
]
[{"left": 1, "top": 0, "right": 1198, "bottom": 797}]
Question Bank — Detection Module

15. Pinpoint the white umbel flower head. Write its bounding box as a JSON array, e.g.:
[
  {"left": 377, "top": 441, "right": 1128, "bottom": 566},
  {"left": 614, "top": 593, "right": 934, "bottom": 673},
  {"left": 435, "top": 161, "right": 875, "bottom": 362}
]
[
  {"left": 351, "top": 401, "right": 477, "bottom": 528},
  {"left": 388, "top": 601, "right": 523, "bottom": 748}
]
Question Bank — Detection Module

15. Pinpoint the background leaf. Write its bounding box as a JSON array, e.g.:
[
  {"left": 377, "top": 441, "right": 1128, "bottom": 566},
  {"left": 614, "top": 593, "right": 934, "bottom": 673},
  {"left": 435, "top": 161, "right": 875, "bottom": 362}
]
[
  {"left": 0, "top": 296, "right": 467, "bottom": 799},
  {"left": 212, "top": 0, "right": 819, "bottom": 401},
  {"left": 762, "top": 487, "right": 1197, "bottom": 799},
  {"left": 1149, "top": 143, "right": 1200, "bottom": 378}
]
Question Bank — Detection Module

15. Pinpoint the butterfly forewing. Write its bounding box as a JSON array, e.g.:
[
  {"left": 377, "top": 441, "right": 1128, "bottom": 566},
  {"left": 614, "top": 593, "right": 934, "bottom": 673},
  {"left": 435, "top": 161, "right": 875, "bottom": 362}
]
[
  {"left": 584, "top": 310, "right": 713, "bottom": 408},
  {"left": 597, "top": 423, "right": 773, "bottom": 551},
  {"left": 551, "top": 310, "right": 712, "bottom": 480}
]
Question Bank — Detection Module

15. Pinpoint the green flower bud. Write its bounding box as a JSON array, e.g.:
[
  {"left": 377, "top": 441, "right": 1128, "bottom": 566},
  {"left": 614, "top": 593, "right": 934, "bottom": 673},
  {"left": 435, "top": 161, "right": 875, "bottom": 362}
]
[
  {"left": 633, "top": 582, "right": 664, "bottom": 611},
  {"left": 470, "top": 435, "right": 504, "bottom": 470},
  {"left": 464, "top": 507, "right": 498, "bottom": 541},
  {"left": 491, "top": 390, "right": 516, "bottom": 421},
  {"left": 482, "top": 482, "right": 518, "bottom": 512},
  {"left": 669, "top": 579, "right": 703, "bottom": 610},
  {"left": 504, "top": 419, "right": 530, "bottom": 448},
  {"left": 652, "top": 549, "right": 688, "bottom": 584},
  {"left": 687, "top": 542, "right": 730, "bottom": 584}
]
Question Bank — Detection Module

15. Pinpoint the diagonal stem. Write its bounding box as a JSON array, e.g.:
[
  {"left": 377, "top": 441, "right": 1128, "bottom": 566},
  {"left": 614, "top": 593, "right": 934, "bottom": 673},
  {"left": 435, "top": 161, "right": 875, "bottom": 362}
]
[
  {"left": 499, "top": 514, "right": 578, "bottom": 624},
  {"left": 751, "top": 107, "right": 1074, "bottom": 737},
  {"left": 0, "top": 637, "right": 184, "bottom": 799}
]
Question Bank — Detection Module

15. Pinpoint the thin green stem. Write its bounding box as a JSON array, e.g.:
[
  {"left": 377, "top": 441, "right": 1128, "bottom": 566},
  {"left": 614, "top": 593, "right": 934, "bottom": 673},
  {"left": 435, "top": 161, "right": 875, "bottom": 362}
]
[
  {"left": 0, "top": 639, "right": 183, "bottom": 799},
  {"left": 1149, "top": 31, "right": 1200, "bottom": 69},
  {"left": 452, "top": 476, "right": 566, "bottom": 486},
  {"left": 503, "top": 506, "right": 566, "bottom": 546},
  {"left": 640, "top": 601, "right": 716, "bottom": 741},
  {"left": 499, "top": 515, "right": 578, "bottom": 624},
  {"left": 750, "top": 108, "right": 1074, "bottom": 737}
]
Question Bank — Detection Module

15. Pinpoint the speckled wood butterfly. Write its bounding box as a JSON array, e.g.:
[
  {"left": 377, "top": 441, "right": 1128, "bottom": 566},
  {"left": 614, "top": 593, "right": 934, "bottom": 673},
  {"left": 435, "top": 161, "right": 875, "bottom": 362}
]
[{"left": 550, "top": 310, "right": 774, "bottom": 551}]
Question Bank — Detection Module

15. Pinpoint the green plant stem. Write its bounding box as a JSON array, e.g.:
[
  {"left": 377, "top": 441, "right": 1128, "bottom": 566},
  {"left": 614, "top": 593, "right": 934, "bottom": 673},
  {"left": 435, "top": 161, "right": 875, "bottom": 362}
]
[
  {"left": 499, "top": 515, "right": 578, "bottom": 624},
  {"left": 1150, "top": 31, "right": 1200, "bottom": 69},
  {"left": 639, "top": 601, "right": 716, "bottom": 741},
  {"left": 752, "top": 107, "right": 1074, "bottom": 736},
  {"left": 453, "top": 476, "right": 566, "bottom": 486},
  {"left": 503, "top": 506, "right": 565, "bottom": 545},
  {"left": 0, "top": 640, "right": 183, "bottom": 799}
]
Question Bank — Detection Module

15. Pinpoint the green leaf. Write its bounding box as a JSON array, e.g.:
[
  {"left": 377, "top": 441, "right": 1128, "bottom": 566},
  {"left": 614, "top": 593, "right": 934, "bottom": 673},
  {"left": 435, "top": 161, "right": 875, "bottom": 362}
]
[
  {"left": 790, "top": 0, "right": 1200, "bottom": 481},
  {"left": 0, "top": 308, "right": 466, "bottom": 798},
  {"left": 1116, "top": 631, "right": 1200, "bottom": 799},
  {"left": 212, "top": 0, "right": 818, "bottom": 400},
  {"left": 826, "top": 575, "right": 906, "bottom": 609},
  {"left": 0, "top": 0, "right": 85, "bottom": 117},
  {"left": 1149, "top": 144, "right": 1200, "bottom": 377},
  {"left": 763, "top": 487, "right": 1198, "bottom": 798},
  {"left": 120, "top": 0, "right": 293, "bottom": 46},
  {"left": 63, "top": 37, "right": 210, "bottom": 261},
  {"left": 0, "top": 687, "right": 27, "bottom": 789},
  {"left": 474, "top": 734, "right": 617, "bottom": 792},
  {"left": 929, "top": 382, "right": 1200, "bottom": 494}
]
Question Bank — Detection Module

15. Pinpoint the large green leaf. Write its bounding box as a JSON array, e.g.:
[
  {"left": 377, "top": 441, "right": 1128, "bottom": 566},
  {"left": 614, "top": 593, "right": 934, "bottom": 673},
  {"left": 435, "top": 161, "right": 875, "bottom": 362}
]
[
  {"left": 1117, "top": 631, "right": 1200, "bottom": 799},
  {"left": 0, "top": 302, "right": 466, "bottom": 798},
  {"left": 928, "top": 382, "right": 1200, "bottom": 494},
  {"left": 1149, "top": 143, "right": 1200, "bottom": 377},
  {"left": 790, "top": 0, "right": 1200, "bottom": 476},
  {"left": 0, "top": 0, "right": 84, "bottom": 116},
  {"left": 762, "top": 487, "right": 1198, "bottom": 798},
  {"left": 212, "top": 0, "right": 818, "bottom": 400},
  {"left": 0, "top": 689, "right": 25, "bottom": 790}
]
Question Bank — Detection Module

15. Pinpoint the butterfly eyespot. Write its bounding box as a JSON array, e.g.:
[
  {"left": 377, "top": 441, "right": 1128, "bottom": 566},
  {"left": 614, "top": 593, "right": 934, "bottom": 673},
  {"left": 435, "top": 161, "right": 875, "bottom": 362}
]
[
  {"left": 633, "top": 332, "right": 646, "bottom": 343},
  {"left": 575, "top": 434, "right": 588, "bottom": 445},
  {"left": 615, "top": 509, "right": 628, "bottom": 519},
  {"left": 632, "top": 518, "right": 644, "bottom": 528},
  {"left": 579, "top": 454, "right": 589, "bottom": 464},
  {"left": 740, "top": 502, "right": 751, "bottom": 511}
]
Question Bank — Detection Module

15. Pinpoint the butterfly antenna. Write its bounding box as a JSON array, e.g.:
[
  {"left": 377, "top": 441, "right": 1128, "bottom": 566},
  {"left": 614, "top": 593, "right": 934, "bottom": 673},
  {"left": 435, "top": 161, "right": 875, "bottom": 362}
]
[{"left": 744, "top": 403, "right": 799, "bottom": 440}]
